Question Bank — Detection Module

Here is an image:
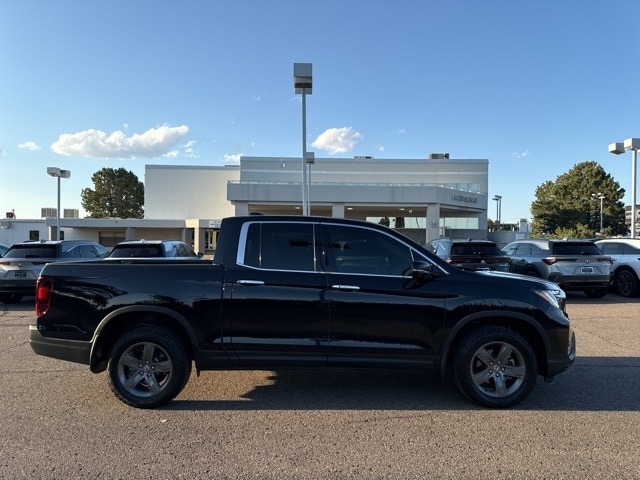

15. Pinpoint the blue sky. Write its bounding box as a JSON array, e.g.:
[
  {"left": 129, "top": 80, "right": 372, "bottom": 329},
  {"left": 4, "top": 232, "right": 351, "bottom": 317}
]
[{"left": 1, "top": 1, "right": 639, "bottom": 224}]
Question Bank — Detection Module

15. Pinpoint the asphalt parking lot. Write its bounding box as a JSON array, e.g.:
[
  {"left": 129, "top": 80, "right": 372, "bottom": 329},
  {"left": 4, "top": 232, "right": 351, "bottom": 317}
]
[{"left": 1, "top": 294, "right": 639, "bottom": 479}]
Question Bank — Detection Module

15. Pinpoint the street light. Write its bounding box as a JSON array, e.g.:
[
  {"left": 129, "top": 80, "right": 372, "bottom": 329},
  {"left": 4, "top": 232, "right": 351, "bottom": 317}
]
[
  {"left": 492, "top": 195, "right": 502, "bottom": 230},
  {"left": 592, "top": 192, "right": 605, "bottom": 234},
  {"left": 47, "top": 167, "right": 71, "bottom": 241},
  {"left": 609, "top": 138, "right": 639, "bottom": 238},
  {"left": 294, "top": 63, "right": 312, "bottom": 216}
]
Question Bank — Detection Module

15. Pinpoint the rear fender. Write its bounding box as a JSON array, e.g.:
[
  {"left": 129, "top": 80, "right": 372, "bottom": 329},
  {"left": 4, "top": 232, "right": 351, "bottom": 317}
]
[{"left": 89, "top": 305, "right": 198, "bottom": 373}]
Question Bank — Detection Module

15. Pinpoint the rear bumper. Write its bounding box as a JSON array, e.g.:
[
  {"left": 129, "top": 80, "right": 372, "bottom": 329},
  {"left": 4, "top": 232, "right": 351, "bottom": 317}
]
[
  {"left": 0, "top": 279, "right": 37, "bottom": 295},
  {"left": 548, "top": 274, "right": 611, "bottom": 291},
  {"left": 29, "top": 324, "right": 91, "bottom": 366}
]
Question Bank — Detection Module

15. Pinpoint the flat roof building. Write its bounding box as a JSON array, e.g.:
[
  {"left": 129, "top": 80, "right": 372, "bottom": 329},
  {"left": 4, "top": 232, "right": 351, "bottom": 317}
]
[{"left": 33, "top": 154, "right": 489, "bottom": 253}]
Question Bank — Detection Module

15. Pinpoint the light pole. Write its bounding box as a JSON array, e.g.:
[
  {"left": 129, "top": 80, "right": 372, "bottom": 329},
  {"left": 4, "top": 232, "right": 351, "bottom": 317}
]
[
  {"left": 294, "top": 63, "right": 312, "bottom": 216},
  {"left": 306, "top": 151, "right": 314, "bottom": 214},
  {"left": 492, "top": 195, "right": 502, "bottom": 230},
  {"left": 592, "top": 192, "right": 605, "bottom": 234},
  {"left": 609, "top": 138, "right": 638, "bottom": 238},
  {"left": 47, "top": 167, "right": 71, "bottom": 241}
]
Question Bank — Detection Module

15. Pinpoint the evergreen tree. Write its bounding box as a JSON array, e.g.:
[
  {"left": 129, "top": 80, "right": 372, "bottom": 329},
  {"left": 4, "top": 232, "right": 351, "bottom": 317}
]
[
  {"left": 81, "top": 168, "right": 144, "bottom": 218},
  {"left": 530, "top": 161, "right": 626, "bottom": 237}
]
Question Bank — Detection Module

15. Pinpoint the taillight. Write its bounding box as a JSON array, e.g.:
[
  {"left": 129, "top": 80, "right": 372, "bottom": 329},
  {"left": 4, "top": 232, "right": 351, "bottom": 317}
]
[
  {"left": 35, "top": 277, "right": 53, "bottom": 316},
  {"left": 542, "top": 257, "right": 557, "bottom": 265}
]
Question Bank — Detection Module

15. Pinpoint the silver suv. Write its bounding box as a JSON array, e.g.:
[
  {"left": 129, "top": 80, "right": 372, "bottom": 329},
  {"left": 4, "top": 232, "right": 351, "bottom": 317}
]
[
  {"left": 0, "top": 240, "right": 109, "bottom": 303},
  {"left": 596, "top": 239, "right": 640, "bottom": 298},
  {"left": 502, "top": 239, "right": 612, "bottom": 298}
]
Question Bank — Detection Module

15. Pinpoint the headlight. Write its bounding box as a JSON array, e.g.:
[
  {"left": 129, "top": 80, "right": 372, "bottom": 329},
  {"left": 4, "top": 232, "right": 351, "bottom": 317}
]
[{"left": 533, "top": 288, "right": 566, "bottom": 310}]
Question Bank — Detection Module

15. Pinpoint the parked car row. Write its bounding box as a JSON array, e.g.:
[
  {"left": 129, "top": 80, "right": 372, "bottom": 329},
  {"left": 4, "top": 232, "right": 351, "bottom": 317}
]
[
  {"left": 0, "top": 239, "right": 201, "bottom": 303},
  {"left": 429, "top": 236, "right": 640, "bottom": 299}
]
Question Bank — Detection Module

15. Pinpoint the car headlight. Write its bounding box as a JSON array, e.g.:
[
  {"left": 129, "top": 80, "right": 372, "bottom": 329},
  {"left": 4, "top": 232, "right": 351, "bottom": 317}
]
[{"left": 533, "top": 288, "right": 566, "bottom": 310}]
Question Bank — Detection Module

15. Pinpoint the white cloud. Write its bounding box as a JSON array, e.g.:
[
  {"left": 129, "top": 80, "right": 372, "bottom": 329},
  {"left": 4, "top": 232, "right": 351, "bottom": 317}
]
[
  {"left": 51, "top": 125, "right": 189, "bottom": 159},
  {"left": 163, "top": 150, "right": 179, "bottom": 158},
  {"left": 222, "top": 153, "right": 242, "bottom": 163},
  {"left": 376, "top": 145, "right": 385, "bottom": 152},
  {"left": 183, "top": 140, "right": 199, "bottom": 158},
  {"left": 311, "top": 127, "right": 362, "bottom": 155},
  {"left": 18, "top": 141, "right": 40, "bottom": 151},
  {"left": 0, "top": 148, "right": 6, "bottom": 157},
  {"left": 513, "top": 150, "right": 530, "bottom": 159}
]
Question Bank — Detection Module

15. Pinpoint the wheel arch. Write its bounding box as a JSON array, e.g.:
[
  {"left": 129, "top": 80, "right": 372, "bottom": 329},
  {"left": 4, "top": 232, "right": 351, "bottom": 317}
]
[
  {"left": 89, "top": 306, "right": 197, "bottom": 373},
  {"left": 614, "top": 264, "right": 639, "bottom": 280},
  {"left": 437, "top": 311, "right": 551, "bottom": 380}
]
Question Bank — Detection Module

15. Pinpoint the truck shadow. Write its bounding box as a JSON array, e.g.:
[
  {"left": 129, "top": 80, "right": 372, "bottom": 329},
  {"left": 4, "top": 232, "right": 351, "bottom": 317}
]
[{"left": 166, "top": 356, "right": 639, "bottom": 412}]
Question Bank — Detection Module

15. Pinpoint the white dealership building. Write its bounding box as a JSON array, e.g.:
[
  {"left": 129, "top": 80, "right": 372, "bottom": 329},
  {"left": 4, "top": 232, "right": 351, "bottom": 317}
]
[{"left": 2, "top": 154, "right": 490, "bottom": 254}]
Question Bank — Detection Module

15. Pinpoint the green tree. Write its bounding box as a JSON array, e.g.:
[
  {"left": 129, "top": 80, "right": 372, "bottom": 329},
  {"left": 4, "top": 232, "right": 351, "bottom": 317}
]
[
  {"left": 530, "top": 161, "right": 626, "bottom": 238},
  {"left": 81, "top": 168, "right": 144, "bottom": 218}
]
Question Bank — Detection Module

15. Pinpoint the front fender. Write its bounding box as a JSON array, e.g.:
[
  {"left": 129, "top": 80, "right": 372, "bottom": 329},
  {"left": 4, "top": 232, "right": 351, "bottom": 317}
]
[{"left": 436, "top": 309, "right": 551, "bottom": 379}]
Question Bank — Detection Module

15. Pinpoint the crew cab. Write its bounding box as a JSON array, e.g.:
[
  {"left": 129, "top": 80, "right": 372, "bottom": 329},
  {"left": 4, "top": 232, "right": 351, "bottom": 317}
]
[{"left": 29, "top": 215, "right": 575, "bottom": 409}]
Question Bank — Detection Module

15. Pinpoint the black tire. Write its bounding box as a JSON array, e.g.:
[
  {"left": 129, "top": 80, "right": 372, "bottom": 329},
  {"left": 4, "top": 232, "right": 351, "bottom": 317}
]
[
  {"left": 453, "top": 326, "right": 537, "bottom": 408},
  {"left": 584, "top": 288, "right": 607, "bottom": 298},
  {"left": 524, "top": 269, "right": 540, "bottom": 278},
  {"left": 107, "top": 326, "right": 191, "bottom": 408},
  {"left": 0, "top": 293, "right": 23, "bottom": 304},
  {"left": 614, "top": 269, "right": 639, "bottom": 298}
]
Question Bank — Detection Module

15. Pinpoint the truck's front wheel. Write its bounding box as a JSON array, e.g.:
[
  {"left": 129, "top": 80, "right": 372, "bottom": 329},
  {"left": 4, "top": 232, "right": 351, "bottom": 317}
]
[
  {"left": 107, "top": 326, "right": 191, "bottom": 408},
  {"left": 453, "top": 326, "right": 537, "bottom": 408}
]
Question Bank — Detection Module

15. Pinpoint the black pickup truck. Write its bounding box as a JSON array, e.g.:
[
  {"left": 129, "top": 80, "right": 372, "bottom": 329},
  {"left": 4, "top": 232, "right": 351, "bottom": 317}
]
[{"left": 29, "top": 215, "right": 575, "bottom": 409}]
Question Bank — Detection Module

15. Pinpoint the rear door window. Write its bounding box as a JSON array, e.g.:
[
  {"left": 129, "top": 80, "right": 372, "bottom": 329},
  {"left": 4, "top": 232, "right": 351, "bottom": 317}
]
[{"left": 242, "top": 222, "right": 316, "bottom": 272}]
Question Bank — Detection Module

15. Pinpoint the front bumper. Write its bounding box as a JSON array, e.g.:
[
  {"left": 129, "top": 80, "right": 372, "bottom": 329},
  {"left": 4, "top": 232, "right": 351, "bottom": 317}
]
[
  {"left": 29, "top": 324, "right": 91, "bottom": 366},
  {"left": 546, "top": 329, "right": 576, "bottom": 378}
]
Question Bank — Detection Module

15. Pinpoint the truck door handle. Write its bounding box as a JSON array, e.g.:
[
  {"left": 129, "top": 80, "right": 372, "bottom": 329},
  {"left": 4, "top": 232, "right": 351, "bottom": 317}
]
[
  {"left": 237, "top": 280, "right": 265, "bottom": 286},
  {"left": 331, "top": 284, "right": 360, "bottom": 291}
]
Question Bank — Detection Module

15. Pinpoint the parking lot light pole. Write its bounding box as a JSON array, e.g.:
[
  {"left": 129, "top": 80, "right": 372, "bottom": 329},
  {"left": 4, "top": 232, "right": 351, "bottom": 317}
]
[
  {"left": 492, "top": 195, "right": 502, "bottom": 230},
  {"left": 47, "top": 167, "right": 71, "bottom": 241},
  {"left": 609, "top": 138, "right": 639, "bottom": 238},
  {"left": 294, "top": 63, "right": 312, "bottom": 216}
]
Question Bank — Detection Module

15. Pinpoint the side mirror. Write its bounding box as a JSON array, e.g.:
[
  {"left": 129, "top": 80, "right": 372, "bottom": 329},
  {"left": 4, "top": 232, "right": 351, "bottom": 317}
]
[{"left": 412, "top": 261, "right": 437, "bottom": 280}]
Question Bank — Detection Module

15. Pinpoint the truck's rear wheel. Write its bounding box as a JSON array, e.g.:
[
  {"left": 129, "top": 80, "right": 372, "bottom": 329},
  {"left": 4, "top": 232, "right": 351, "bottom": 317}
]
[
  {"left": 453, "top": 326, "right": 537, "bottom": 408},
  {"left": 107, "top": 326, "right": 191, "bottom": 408}
]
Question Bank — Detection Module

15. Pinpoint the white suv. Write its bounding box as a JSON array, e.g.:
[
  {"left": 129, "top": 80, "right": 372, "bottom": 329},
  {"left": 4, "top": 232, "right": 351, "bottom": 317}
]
[{"left": 595, "top": 239, "right": 640, "bottom": 298}]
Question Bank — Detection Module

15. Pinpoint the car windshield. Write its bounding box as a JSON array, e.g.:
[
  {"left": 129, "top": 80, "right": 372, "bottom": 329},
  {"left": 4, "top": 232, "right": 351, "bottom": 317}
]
[
  {"left": 4, "top": 245, "right": 59, "bottom": 259},
  {"left": 451, "top": 244, "right": 503, "bottom": 256},
  {"left": 551, "top": 243, "right": 602, "bottom": 255}
]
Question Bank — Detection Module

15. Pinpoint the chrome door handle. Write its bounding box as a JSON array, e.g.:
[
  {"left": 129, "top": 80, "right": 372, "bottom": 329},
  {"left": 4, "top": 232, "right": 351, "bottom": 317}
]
[
  {"left": 237, "top": 280, "right": 265, "bottom": 285},
  {"left": 331, "top": 284, "right": 360, "bottom": 291}
]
